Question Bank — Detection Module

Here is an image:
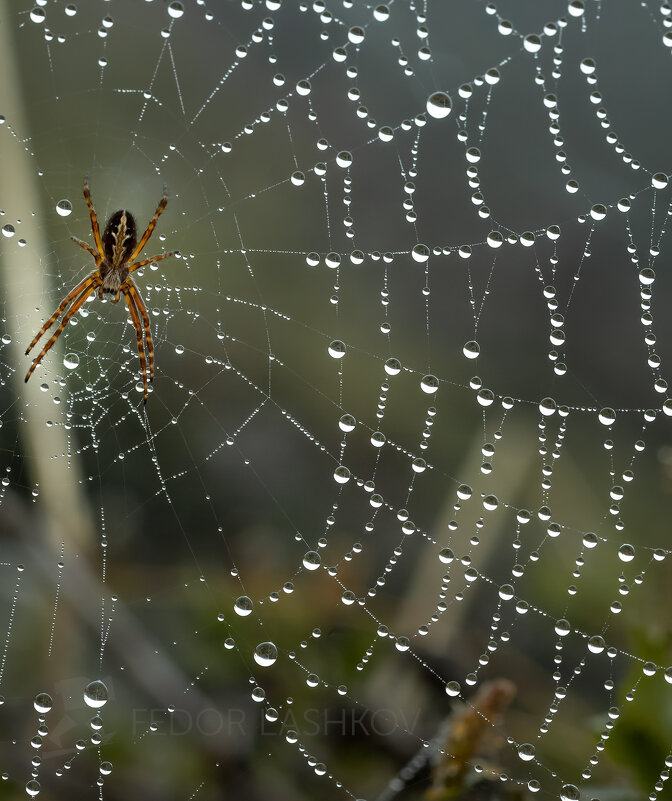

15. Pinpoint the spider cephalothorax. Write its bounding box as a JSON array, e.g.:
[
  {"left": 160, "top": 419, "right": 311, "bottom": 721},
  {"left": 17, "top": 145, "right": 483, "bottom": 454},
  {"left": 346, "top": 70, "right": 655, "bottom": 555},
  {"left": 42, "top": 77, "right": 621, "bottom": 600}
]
[{"left": 25, "top": 177, "right": 176, "bottom": 402}]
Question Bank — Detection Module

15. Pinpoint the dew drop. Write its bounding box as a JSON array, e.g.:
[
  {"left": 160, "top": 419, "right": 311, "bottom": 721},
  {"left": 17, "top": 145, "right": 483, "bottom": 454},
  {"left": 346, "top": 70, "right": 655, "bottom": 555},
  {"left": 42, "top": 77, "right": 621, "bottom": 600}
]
[
  {"left": 486, "top": 231, "right": 503, "bottom": 248},
  {"left": 518, "top": 742, "right": 535, "bottom": 761},
  {"left": 373, "top": 4, "right": 390, "bottom": 22},
  {"left": 234, "top": 595, "right": 253, "bottom": 616},
  {"left": 378, "top": 126, "right": 394, "bottom": 142},
  {"left": 328, "top": 340, "right": 346, "bottom": 358},
  {"left": 539, "top": 397, "right": 556, "bottom": 416},
  {"left": 253, "top": 641, "right": 278, "bottom": 667},
  {"left": 302, "top": 551, "right": 321, "bottom": 570},
  {"left": 56, "top": 199, "right": 72, "bottom": 217},
  {"left": 560, "top": 784, "right": 580, "bottom": 801},
  {"left": 167, "top": 1, "right": 184, "bottom": 18},
  {"left": 333, "top": 465, "right": 351, "bottom": 484},
  {"left": 339, "top": 414, "right": 355, "bottom": 432},
  {"left": 652, "top": 172, "right": 669, "bottom": 189},
  {"left": 336, "top": 151, "right": 353, "bottom": 168},
  {"left": 477, "top": 389, "right": 494, "bottom": 406},
  {"left": 523, "top": 34, "right": 542, "bottom": 53},
  {"left": 384, "top": 357, "right": 401, "bottom": 375},
  {"left": 33, "top": 693, "right": 52, "bottom": 714},
  {"left": 63, "top": 353, "right": 79, "bottom": 370},
  {"left": 426, "top": 91, "right": 452, "bottom": 119},
  {"left": 83, "top": 680, "right": 108, "bottom": 709},
  {"left": 598, "top": 407, "right": 616, "bottom": 426},
  {"left": 411, "top": 243, "right": 430, "bottom": 263},
  {"left": 639, "top": 268, "right": 655, "bottom": 286},
  {"left": 617, "top": 543, "right": 635, "bottom": 562},
  {"left": 420, "top": 374, "right": 439, "bottom": 394},
  {"left": 371, "top": 431, "right": 386, "bottom": 448},
  {"left": 587, "top": 635, "right": 605, "bottom": 654}
]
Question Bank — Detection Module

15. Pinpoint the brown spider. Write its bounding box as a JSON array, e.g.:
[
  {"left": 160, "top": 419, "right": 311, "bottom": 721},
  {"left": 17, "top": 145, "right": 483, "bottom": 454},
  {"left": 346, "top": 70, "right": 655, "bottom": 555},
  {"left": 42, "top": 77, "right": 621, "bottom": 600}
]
[{"left": 25, "top": 177, "right": 176, "bottom": 403}]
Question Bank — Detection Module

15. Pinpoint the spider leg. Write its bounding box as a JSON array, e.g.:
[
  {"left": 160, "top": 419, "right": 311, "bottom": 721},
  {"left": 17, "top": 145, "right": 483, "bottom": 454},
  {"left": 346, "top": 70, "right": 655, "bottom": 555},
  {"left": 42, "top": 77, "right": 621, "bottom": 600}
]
[
  {"left": 71, "top": 236, "right": 102, "bottom": 265},
  {"left": 25, "top": 278, "right": 100, "bottom": 382},
  {"left": 25, "top": 273, "right": 98, "bottom": 356},
  {"left": 122, "top": 286, "right": 149, "bottom": 403},
  {"left": 127, "top": 188, "right": 169, "bottom": 264},
  {"left": 128, "top": 250, "right": 175, "bottom": 274},
  {"left": 124, "top": 278, "right": 154, "bottom": 382},
  {"left": 83, "top": 176, "right": 105, "bottom": 260}
]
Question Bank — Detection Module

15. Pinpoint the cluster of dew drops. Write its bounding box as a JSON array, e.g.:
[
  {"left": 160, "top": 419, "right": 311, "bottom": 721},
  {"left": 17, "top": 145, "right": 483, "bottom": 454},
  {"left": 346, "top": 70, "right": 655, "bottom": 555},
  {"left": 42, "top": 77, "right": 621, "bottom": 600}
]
[{"left": 17, "top": 680, "right": 109, "bottom": 797}]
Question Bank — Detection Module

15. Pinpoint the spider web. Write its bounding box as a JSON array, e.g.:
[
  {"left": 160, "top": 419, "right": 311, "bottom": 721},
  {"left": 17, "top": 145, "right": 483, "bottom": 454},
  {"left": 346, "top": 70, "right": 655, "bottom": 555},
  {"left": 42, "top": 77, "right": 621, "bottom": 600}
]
[{"left": 0, "top": 1, "right": 671, "bottom": 799}]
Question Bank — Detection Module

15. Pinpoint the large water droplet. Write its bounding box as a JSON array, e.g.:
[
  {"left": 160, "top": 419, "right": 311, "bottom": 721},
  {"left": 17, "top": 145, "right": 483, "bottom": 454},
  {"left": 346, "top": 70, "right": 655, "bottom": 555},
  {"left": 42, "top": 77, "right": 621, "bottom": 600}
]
[
  {"left": 83, "top": 680, "right": 108, "bottom": 709},
  {"left": 560, "top": 784, "right": 580, "bottom": 801},
  {"left": 420, "top": 374, "right": 439, "bottom": 394},
  {"left": 384, "top": 357, "right": 401, "bottom": 375},
  {"left": 463, "top": 341, "right": 480, "bottom": 359},
  {"left": 373, "top": 4, "right": 390, "bottom": 22},
  {"left": 56, "top": 199, "right": 72, "bottom": 217},
  {"left": 587, "top": 635, "right": 605, "bottom": 654},
  {"left": 652, "top": 172, "right": 669, "bottom": 189},
  {"left": 33, "top": 693, "right": 52, "bottom": 714},
  {"left": 518, "top": 742, "right": 535, "bottom": 761},
  {"left": 333, "top": 465, "right": 351, "bottom": 484},
  {"left": 63, "top": 353, "right": 79, "bottom": 370},
  {"left": 339, "top": 414, "right": 355, "bottom": 432},
  {"left": 253, "top": 641, "right": 278, "bottom": 667},
  {"left": 412, "top": 243, "right": 430, "bottom": 263},
  {"left": 234, "top": 595, "right": 253, "bottom": 616},
  {"left": 426, "top": 91, "right": 452, "bottom": 119},
  {"left": 167, "top": 1, "right": 184, "bottom": 19},
  {"left": 539, "top": 397, "right": 556, "bottom": 416},
  {"left": 328, "top": 340, "right": 346, "bottom": 358},
  {"left": 598, "top": 407, "right": 616, "bottom": 426},
  {"left": 303, "top": 551, "right": 321, "bottom": 570},
  {"left": 617, "top": 543, "right": 635, "bottom": 562}
]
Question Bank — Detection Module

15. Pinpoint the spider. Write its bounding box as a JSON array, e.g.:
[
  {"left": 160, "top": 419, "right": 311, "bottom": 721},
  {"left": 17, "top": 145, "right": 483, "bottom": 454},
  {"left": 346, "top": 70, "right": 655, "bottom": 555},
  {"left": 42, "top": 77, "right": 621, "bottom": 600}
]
[{"left": 25, "top": 177, "right": 176, "bottom": 403}]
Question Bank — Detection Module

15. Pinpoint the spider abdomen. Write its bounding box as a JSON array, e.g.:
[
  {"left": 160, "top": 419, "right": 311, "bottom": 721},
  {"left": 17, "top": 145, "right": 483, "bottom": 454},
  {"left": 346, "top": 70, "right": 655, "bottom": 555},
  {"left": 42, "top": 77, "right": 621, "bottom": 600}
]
[{"left": 102, "top": 210, "right": 137, "bottom": 269}]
